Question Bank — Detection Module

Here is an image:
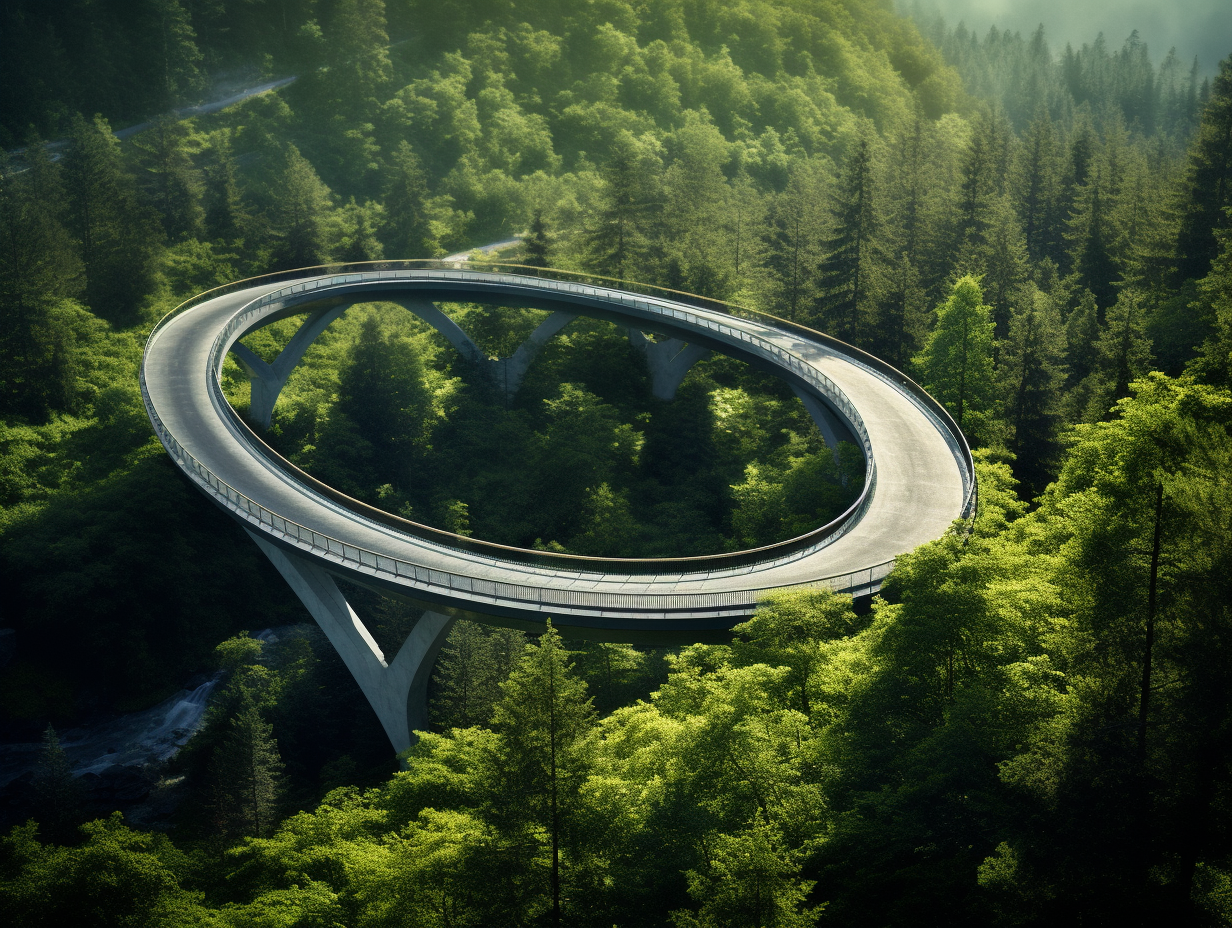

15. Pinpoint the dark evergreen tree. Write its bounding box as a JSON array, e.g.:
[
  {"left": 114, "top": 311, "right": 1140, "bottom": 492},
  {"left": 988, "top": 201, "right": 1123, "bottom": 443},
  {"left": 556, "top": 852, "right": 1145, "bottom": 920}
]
[
  {"left": 203, "top": 136, "right": 247, "bottom": 244},
  {"left": 0, "top": 150, "right": 82, "bottom": 418},
  {"left": 954, "top": 110, "right": 997, "bottom": 249},
  {"left": 1000, "top": 287, "right": 1066, "bottom": 494},
  {"left": 61, "top": 114, "right": 160, "bottom": 321},
  {"left": 325, "top": 314, "right": 433, "bottom": 491},
  {"left": 872, "top": 252, "right": 927, "bottom": 369},
  {"left": 524, "top": 209, "right": 550, "bottom": 268},
  {"left": 978, "top": 194, "right": 1029, "bottom": 338},
  {"left": 130, "top": 115, "right": 202, "bottom": 242},
  {"left": 382, "top": 141, "right": 432, "bottom": 259},
  {"left": 1174, "top": 56, "right": 1232, "bottom": 282},
  {"left": 762, "top": 187, "right": 811, "bottom": 320},
  {"left": 588, "top": 133, "right": 657, "bottom": 280},
  {"left": 148, "top": 0, "right": 204, "bottom": 110},
  {"left": 488, "top": 623, "right": 595, "bottom": 928},
  {"left": 436, "top": 618, "right": 502, "bottom": 729},
  {"left": 815, "top": 135, "right": 880, "bottom": 344},
  {"left": 209, "top": 706, "right": 286, "bottom": 839},
  {"left": 1068, "top": 167, "right": 1119, "bottom": 312},
  {"left": 270, "top": 145, "right": 331, "bottom": 270},
  {"left": 33, "top": 725, "right": 82, "bottom": 843},
  {"left": 1016, "top": 109, "right": 1061, "bottom": 262}
]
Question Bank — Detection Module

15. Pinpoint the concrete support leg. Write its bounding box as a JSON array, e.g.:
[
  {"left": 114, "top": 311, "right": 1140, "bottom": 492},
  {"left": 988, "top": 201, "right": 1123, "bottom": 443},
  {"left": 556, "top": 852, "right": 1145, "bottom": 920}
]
[
  {"left": 627, "top": 330, "right": 710, "bottom": 401},
  {"left": 488, "top": 310, "right": 576, "bottom": 399},
  {"left": 231, "top": 304, "right": 352, "bottom": 429},
  {"left": 792, "top": 384, "right": 856, "bottom": 462},
  {"left": 392, "top": 298, "right": 487, "bottom": 365},
  {"left": 246, "top": 531, "right": 455, "bottom": 755}
]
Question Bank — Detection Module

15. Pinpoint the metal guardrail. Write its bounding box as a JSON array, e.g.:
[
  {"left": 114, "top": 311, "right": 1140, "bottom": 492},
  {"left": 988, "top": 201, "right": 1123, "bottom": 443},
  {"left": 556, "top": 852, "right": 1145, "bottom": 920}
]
[{"left": 140, "top": 260, "right": 974, "bottom": 611}]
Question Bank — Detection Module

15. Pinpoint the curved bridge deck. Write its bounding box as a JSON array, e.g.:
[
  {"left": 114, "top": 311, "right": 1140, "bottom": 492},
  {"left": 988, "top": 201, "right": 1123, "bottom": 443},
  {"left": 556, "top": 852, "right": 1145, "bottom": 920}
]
[{"left": 142, "top": 265, "right": 973, "bottom": 639}]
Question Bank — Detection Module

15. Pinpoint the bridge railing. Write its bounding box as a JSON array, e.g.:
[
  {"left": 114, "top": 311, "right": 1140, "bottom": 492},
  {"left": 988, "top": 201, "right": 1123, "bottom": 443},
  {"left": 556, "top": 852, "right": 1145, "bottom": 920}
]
[{"left": 142, "top": 260, "right": 974, "bottom": 594}]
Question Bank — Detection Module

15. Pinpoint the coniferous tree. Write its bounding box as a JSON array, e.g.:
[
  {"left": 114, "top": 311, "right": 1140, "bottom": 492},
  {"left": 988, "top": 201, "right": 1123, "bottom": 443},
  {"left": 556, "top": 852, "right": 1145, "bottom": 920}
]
[
  {"left": 1064, "top": 289, "right": 1101, "bottom": 389},
  {"left": 1068, "top": 166, "right": 1119, "bottom": 312},
  {"left": 524, "top": 209, "right": 550, "bottom": 268},
  {"left": 209, "top": 706, "right": 285, "bottom": 839},
  {"left": 433, "top": 620, "right": 499, "bottom": 728},
  {"left": 763, "top": 175, "right": 817, "bottom": 320},
  {"left": 22, "top": 130, "right": 67, "bottom": 223},
  {"left": 0, "top": 150, "right": 82, "bottom": 418},
  {"left": 203, "top": 135, "right": 247, "bottom": 244},
  {"left": 1015, "top": 109, "right": 1061, "bottom": 262},
  {"left": 324, "top": 314, "right": 432, "bottom": 491},
  {"left": 954, "top": 110, "right": 998, "bottom": 250},
  {"left": 1190, "top": 229, "right": 1232, "bottom": 386},
  {"left": 588, "top": 133, "right": 658, "bottom": 280},
  {"left": 383, "top": 141, "right": 432, "bottom": 258},
  {"left": 340, "top": 202, "right": 383, "bottom": 262},
  {"left": 1081, "top": 290, "right": 1153, "bottom": 420},
  {"left": 815, "top": 135, "right": 880, "bottom": 344},
  {"left": 131, "top": 114, "right": 202, "bottom": 242},
  {"left": 1000, "top": 287, "right": 1067, "bottom": 494},
  {"left": 33, "top": 725, "right": 82, "bottom": 843},
  {"left": 1055, "top": 113, "right": 1097, "bottom": 268},
  {"left": 488, "top": 622, "right": 595, "bottom": 927},
  {"left": 915, "top": 276, "right": 998, "bottom": 443},
  {"left": 1174, "top": 56, "right": 1232, "bottom": 282},
  {"left": 872, "top": 252, "right": 928, "bottom": 369},
  {"left": 149, "top": 0, "right": 204, "bottom": 110},
  {"left": 61, "top": 113, "right": 160, "bottom": 321},
  {"left": 978, "top": 194, "right": 1030, "bottom": 338},
  {"left": 887, "top": 111, "right": 928, "bottom": 267},
  {"left": 270, "top": 145, "right": 332, "bottom": 270}
]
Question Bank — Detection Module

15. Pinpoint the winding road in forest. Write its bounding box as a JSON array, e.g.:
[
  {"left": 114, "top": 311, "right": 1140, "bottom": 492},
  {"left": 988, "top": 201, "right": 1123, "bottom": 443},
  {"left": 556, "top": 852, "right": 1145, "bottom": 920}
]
[{"left": 142, "top": 265, "right": 974, "bottom": 640}]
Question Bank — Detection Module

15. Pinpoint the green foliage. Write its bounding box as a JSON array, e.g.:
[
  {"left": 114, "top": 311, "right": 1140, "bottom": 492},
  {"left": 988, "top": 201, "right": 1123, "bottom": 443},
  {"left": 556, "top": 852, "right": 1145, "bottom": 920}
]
[
  {"left": 62, "top": 115, "right": 161, "bottom": 323},
  {"left": 2, "top": 8, "right": 1231, "bottom": 928},
  {"left": 999, "top": 286, "right": 1066, "bottom": 494},
  {"left": 0, "top": 814, "right": 205, "bottom": 928},
  {"left": 32, "top": 726, "right": 83, "bottom": 843},
  {"left": 915, "top": 275, "right": 998, "bottom": 443},
  {"left": 672, "top": 820, "right": 821, "bottom": 928},
  {"left": 431, "top": 620, "right": 527, "bottom": 729},
  {"left": 1175, "top": 57, "right": 1232, "bottom": 281},
  {"left": 209, "top": 706, "right": 286, "bottom": 839}
]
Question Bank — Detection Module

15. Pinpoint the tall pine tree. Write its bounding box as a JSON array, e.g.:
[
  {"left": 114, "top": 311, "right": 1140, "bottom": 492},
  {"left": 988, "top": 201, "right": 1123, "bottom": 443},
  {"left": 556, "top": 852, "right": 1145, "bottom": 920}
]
[
  {"left": 815, "top": 135, "right": 880, "bottom": 345},
  {"left": 488, "top": 623, "right": 595, "bottom": 928},
  {"left": 1174, "top": 56, "right": 1232, "bottom": 282},
  {"left": 915, "top": 275, "right": 998, "bottom": 443}
]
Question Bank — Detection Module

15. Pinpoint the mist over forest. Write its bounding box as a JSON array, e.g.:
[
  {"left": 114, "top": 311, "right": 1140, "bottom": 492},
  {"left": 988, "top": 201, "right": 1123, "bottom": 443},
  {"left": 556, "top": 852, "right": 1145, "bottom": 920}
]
[
  {"left": 907, "top": 0, "right": 1232, "bottom": 77},
  {"left": 2, "top": 0, "right": 1232, "bottom": 924}
]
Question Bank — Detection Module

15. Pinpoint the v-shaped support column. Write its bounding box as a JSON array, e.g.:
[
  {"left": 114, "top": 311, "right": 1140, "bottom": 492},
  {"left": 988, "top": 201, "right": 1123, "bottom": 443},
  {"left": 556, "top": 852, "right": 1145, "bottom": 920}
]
[
  {"left": 395, "top": 299, "right": 575, "bottom": 399},
  {"left": 488, "top": 310, "right": 575, "bottom": 399},
  {"left": 232, "top": 303, "right": 354, "bottom": 429},
  {"left": 246, "top": 532, "right": 454, "bottom": 755},
  {"left": 628, "top": 330, "right": 710, "bottom": 400}
]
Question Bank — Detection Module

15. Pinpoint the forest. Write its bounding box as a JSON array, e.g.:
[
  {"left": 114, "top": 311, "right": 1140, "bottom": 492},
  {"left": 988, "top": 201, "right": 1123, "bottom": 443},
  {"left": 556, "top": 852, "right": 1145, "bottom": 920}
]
[{"left": 1, "top": 0, "right": 1231, "bottom": 924}]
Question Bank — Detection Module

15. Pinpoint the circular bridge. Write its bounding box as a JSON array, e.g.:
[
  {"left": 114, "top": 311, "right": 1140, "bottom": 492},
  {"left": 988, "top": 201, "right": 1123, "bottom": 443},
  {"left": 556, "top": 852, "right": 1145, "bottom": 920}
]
[
  {"left": 141, "top": 262, "right": 975, "bottom": 749},
  {"left": 142, "top": 262, "right": 975, "bottom": 638}
]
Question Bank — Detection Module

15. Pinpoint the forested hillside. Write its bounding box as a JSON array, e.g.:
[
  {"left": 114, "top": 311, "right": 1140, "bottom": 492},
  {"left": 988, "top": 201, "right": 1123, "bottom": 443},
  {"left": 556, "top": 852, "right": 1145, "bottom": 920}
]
[{"left": 2, "top": 0, "right": 1232, "bottom": 924}]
